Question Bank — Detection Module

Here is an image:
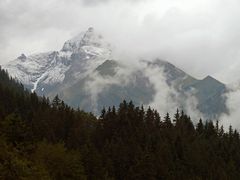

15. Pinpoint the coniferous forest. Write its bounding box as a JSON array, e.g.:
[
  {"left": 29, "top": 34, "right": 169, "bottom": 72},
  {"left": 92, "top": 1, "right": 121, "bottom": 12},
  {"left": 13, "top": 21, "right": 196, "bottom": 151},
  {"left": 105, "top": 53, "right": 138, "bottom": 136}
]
[{"left": 1, "top": 66, "right": 240, "bottom": 180}]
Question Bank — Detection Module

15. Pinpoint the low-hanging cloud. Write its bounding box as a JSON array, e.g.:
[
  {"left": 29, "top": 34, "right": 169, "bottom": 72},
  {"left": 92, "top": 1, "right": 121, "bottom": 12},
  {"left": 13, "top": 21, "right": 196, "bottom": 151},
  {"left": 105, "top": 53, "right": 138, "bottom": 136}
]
[
  {"left": 82, "top": 57, "right": 205, "bottom": 121},
  {"left": 142, "top": 61, "right": 204, "bottom": 122},
  {"left": 142, "top": 62, "right": 179, "bottom": 115},
  {"left": 83, "top": 62, "right": 136, "bottom": 113},
  {"left": 220, "top": 83, "right": 240, "bottom": 130}
]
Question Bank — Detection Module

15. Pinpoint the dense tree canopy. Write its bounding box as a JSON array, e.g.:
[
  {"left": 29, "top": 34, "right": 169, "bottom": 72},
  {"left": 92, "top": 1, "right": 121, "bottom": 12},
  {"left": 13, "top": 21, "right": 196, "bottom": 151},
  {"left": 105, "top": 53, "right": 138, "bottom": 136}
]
[{"left": 0, "top": 66, "right": 240, "bottom": 179}]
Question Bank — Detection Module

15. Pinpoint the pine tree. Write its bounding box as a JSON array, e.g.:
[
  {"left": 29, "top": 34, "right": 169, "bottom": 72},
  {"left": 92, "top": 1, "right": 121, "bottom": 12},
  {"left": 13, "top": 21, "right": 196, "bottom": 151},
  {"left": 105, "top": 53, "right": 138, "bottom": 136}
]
[
  {"left": 163, "top": 112, "right": 172, "bottom": 128},
  {"left": 52, "top": 95, "right": 61, "bottom": 108},
  {"left": 173, "top": 109, "right": 180, "bottom": 124},
  {"left": 196, "top": 119, "right": 204, "bottom": 134}
]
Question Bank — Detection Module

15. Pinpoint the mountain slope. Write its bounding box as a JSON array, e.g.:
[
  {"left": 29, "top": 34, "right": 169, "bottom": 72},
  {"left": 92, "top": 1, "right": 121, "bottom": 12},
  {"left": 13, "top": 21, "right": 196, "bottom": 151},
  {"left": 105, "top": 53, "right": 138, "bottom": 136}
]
[
  {"left": 188, "top": 76, "right": 227, "bottom": 119},
  {"left": 143, "top": 59, "right": 227, "bottom": 119},
  {"left": 2, "top": 28, "right": 227, "bottom": 119}
]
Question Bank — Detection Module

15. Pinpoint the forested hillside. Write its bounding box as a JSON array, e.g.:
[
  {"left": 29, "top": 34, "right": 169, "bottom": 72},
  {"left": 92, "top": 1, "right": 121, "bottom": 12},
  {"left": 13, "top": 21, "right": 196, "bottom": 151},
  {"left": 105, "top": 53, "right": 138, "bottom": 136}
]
[{"left": 0, "top": 66, "right": 240, "bottom": 179}]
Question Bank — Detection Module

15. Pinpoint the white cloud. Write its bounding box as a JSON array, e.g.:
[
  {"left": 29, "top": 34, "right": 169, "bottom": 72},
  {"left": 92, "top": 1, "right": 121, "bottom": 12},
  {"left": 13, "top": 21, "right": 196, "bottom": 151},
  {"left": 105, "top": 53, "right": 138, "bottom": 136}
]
[
  {"left": 83, "top": 63, "right": 134, "bottom": 113},
  {"left": 220, "top": 83, "right": 240, "bottom": 130},
  {"left": 141, "top": 61, "right": 204, "bottom": 122}
]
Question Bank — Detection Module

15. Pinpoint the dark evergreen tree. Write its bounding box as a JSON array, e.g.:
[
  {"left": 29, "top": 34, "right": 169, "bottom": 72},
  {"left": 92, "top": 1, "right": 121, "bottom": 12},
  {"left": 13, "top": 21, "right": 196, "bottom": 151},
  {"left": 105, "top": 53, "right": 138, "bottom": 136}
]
[{"left": 1, "top": 67, "right": 240, "bottom": 179}]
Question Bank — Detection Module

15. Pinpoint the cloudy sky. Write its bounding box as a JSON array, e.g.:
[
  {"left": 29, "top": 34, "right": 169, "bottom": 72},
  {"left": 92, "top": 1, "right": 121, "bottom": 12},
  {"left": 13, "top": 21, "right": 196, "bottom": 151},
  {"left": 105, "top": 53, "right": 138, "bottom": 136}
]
[{"left": 1, "top": 0, "right": 240, "bottom": 84}]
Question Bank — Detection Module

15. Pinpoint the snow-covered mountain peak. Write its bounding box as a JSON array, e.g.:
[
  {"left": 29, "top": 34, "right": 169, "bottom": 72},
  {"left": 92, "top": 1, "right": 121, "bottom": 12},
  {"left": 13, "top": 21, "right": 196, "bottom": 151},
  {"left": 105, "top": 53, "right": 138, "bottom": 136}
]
[
  {"left": 3, "top": 27, "right": 113, "bottom": 94},
  {"left": 17, "top": 54, "right": 27, "bottom": 61},
  {"left": 62, "top": 27, "right": 110, "bottom": 53},
  {"left": 81, "top": 27, "right": 106, "bottom": 47}
]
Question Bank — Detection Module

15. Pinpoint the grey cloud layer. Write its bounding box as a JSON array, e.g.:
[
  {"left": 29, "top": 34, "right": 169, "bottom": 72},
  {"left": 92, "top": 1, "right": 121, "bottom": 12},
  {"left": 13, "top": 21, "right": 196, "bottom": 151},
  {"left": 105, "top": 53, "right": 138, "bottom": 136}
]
[
  {"left": 81, "top": 0, "right": 144, "bottom": 6},
  {"left": 1, "top": 0, "right": 240, "bottom": 84}
]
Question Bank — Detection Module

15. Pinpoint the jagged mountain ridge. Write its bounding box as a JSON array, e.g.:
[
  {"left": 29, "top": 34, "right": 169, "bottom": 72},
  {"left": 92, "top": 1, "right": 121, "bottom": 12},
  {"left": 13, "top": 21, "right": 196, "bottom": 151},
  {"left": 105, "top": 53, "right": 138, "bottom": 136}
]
[
  {"left": 3, "top": 27, "right": 111, "bottom": 94},
  {"left": 2, "top": 28, "right": 227, "bottom": 119}
]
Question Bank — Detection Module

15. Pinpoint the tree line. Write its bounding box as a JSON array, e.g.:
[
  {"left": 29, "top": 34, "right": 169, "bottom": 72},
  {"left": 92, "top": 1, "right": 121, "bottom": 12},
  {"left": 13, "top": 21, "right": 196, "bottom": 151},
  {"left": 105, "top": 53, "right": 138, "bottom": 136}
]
[{"left": 0, "top": 66, "right": 240, "bottom": 180}]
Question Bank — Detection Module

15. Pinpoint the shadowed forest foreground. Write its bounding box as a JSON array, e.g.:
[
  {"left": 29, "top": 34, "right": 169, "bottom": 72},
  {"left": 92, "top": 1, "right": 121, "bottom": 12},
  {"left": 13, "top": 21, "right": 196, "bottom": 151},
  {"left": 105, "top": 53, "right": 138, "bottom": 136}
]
[{"left": 0, "top": 67, "right": 240, "bottom": 180}]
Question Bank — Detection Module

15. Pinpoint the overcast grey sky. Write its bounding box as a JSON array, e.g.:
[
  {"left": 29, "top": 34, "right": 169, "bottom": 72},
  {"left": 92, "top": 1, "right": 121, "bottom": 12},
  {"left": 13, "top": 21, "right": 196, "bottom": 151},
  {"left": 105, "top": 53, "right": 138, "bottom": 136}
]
[{"left": 1, "top": 0, "right": 240, "bottom": 83}]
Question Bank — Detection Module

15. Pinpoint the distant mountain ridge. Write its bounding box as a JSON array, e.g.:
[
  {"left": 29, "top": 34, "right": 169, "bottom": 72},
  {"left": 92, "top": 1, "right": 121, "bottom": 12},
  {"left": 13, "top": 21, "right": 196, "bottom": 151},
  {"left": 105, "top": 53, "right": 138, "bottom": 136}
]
[{"left": 2, "top": 27, "right": 227, "bottom": 119}]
